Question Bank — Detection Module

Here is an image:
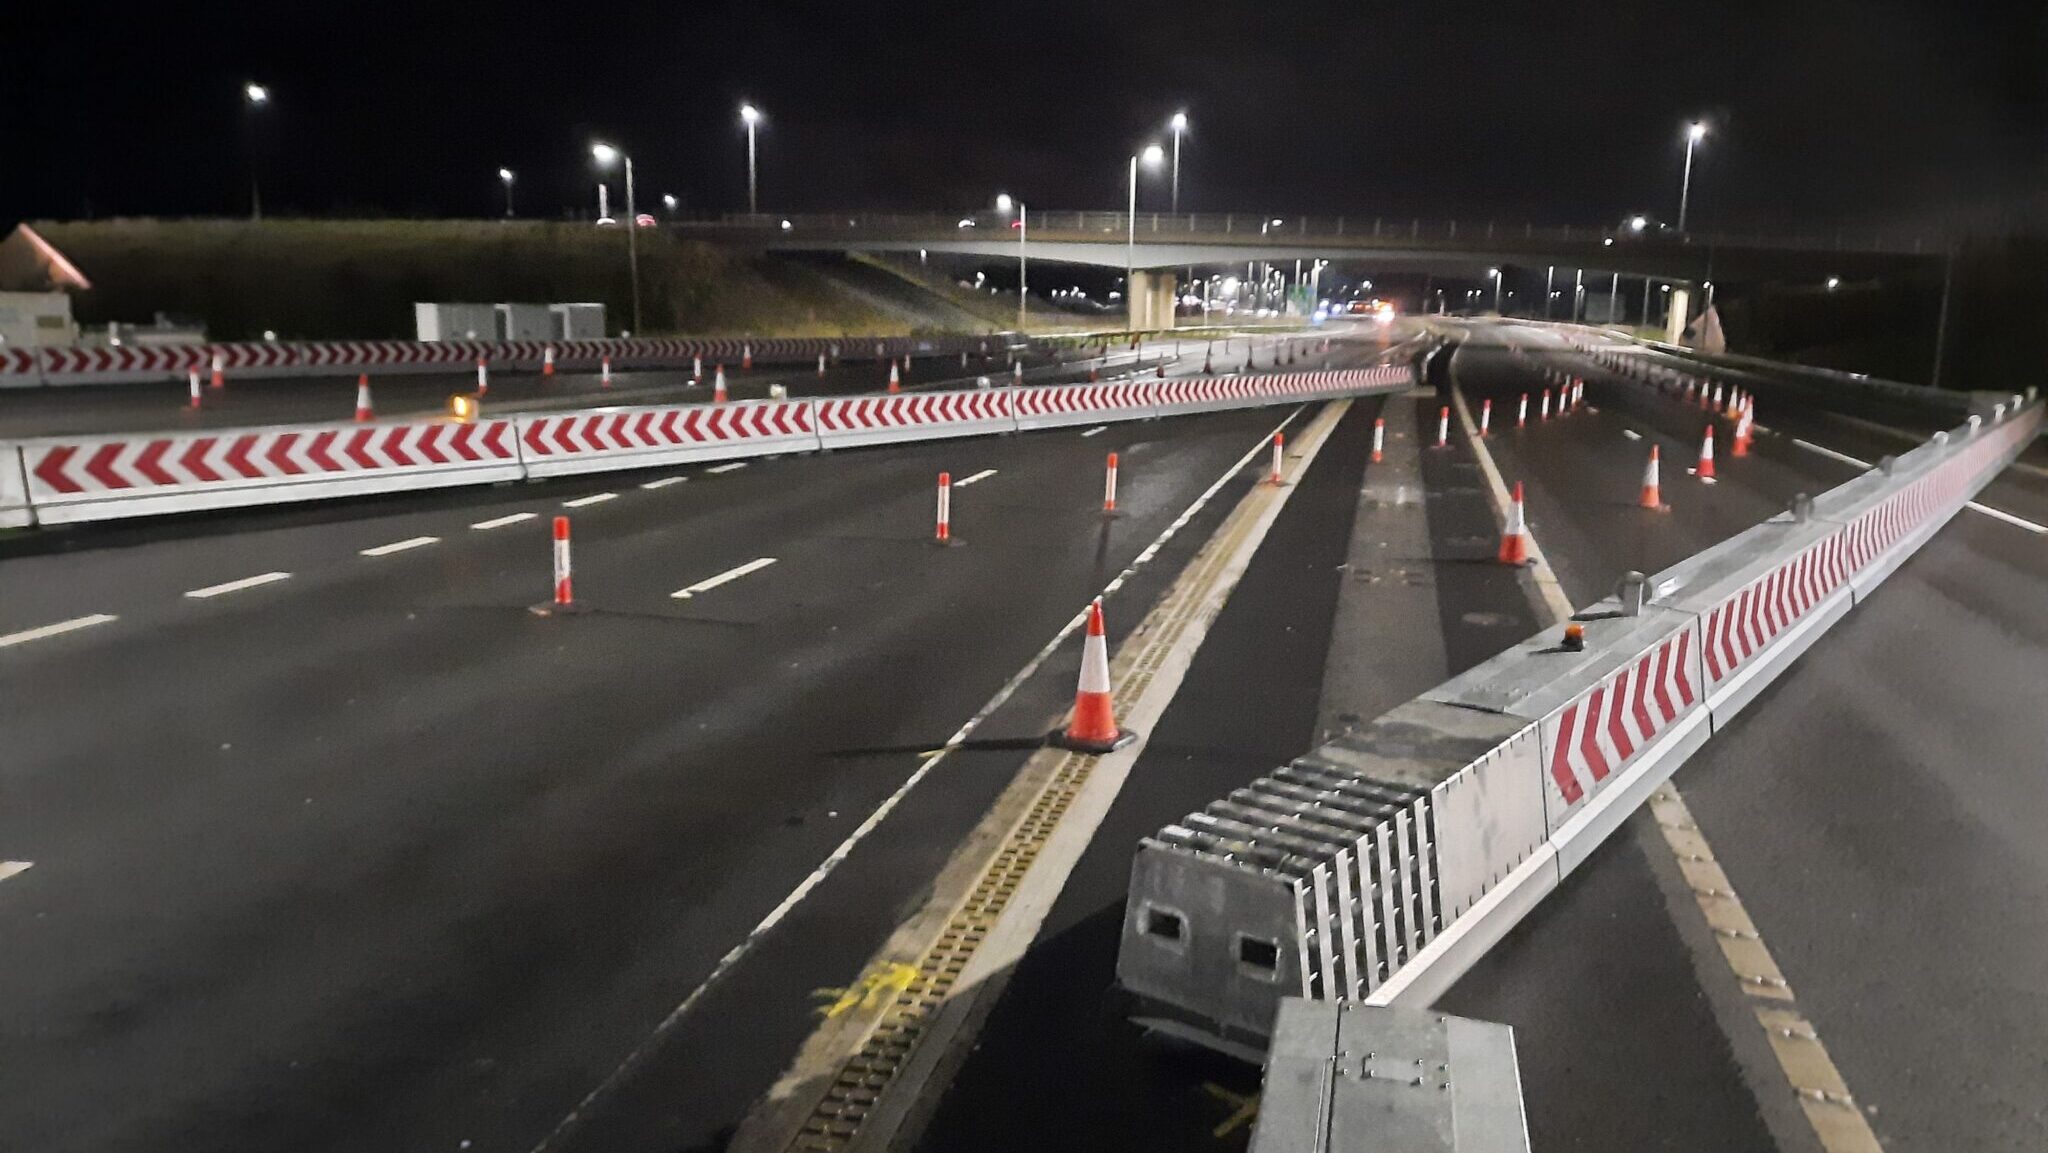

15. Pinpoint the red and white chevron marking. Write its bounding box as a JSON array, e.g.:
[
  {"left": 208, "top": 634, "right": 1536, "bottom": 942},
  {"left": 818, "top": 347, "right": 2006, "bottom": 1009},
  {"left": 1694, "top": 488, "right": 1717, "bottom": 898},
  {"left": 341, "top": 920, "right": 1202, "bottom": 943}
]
[
  {"left": 813, "top": 391, "right": 1009, "bottom": 432},
  {"left": 518, "top": 401, "right": 813, "bottom": 457},
  {"left": 1699, "top": 535, "right": 1851, "bottom": 687},
  {"left": 23, "top": 421, "right": 517, "bottom": 496},
  {"left": 1012, "top": 382, "right": 1150, "bottom": 418},
  {"left": 1545, "top": 629, "right": 1698, "bottom": 807}
]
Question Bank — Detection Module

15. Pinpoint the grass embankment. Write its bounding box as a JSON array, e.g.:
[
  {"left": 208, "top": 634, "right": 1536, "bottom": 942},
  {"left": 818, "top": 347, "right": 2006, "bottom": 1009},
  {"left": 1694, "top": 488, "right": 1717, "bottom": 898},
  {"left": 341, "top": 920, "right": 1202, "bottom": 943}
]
[{"left": 33, "top": 218, "right": 1011, "bottom": 341}]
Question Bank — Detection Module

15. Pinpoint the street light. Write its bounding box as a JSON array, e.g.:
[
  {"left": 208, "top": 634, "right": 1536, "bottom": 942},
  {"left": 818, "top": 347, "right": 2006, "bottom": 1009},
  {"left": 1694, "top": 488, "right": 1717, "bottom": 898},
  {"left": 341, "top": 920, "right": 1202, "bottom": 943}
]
[
  {"left": 1679, "top": 120, "right": 1707, "bottom": 232},
  {"left": 1169, "top": 111, "right": 1189, "bottom": 214},
  {"left": 592, "top": 141, "right": 642, "bottom": 334},
  {"left": 663, "top": 193, "right": 678, "bottom": 216},
  {"left": 1826, "top": 276, "right": 1841, "bottom": 291},
  {"left": 1126, "top": 144, "right": 1165, "bottom": 311},
  {"left": 1629, "top": 214, "right": 1648, "bottom": 233},
  {"left": 996, "top": 193, "right": 1027, "bottom": 331},
  {"left": 499, "top": 168, "right": 515, "bottom": 218},
  {"left": 740, "top": 103, "right": 763, "bottom": 215},
  {"left": 1489, "top": 266, "right": 1503, "bottom": 314},
  {"left": 243, "top": 82, "right": 269, "bottom": 222}
]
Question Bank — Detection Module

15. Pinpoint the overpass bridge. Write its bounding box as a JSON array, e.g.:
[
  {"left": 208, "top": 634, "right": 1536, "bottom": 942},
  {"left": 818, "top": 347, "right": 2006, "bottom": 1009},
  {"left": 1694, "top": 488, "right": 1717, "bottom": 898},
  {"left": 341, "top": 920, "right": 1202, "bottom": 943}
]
[{"left": 681, "top": 210, "right": 1943, "bottom": 327}]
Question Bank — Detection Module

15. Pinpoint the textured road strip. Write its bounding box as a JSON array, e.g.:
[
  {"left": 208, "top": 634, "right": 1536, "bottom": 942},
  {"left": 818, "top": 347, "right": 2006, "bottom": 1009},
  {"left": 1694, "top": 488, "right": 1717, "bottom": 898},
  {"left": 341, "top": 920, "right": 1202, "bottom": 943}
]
[
  {"left": 640, "top": 476, "right": 689, "bottom": 490},
  {"left": 1789, "top": 437, "right": 2042, "bottom": 532},
  {"left": 1457, "top": 340, "right": 1882, "bottom": 1153},
  {"left": 534, "top": 405, "right": 1315, "bottom": 1153},
  {"left": 471, "top": 512, "right": 538, "bottom": 531},
  {"left": 730, "top": 401, "right": 1352, "bottom": 1153},
  {"left": 705, "top": 462, "right": 749, "bottom": 475},
  {"left": 0, "top": 613, "right": 118, "bottom": 650},
  {"left": 185, "top": 572, "right": 291, "bottom": 599},
  {"left": 1079, "top": 426, "right": 1108, "bottom": 438},
  {"left": 0, "top": 861, "right": 31, "bottom": 885},
  {"left": 671, "top": 557, "right": 778, "bottom": 599},
  {"left": 562, "top": 492, "right": 618, "bottom": 509},
  {"left": 358, "top": 536, "right": 440, "bottom": 557},
  {"left": 951, "top": 469, "right": 997, "bottom": 487}
]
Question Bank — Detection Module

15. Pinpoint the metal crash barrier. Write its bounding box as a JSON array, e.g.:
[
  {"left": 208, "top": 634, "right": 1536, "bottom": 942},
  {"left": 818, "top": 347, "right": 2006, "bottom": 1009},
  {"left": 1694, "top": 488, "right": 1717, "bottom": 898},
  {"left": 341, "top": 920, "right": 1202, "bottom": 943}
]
[{"left": 1117, "top": 393, "right": 2042, "bottom": 1053}]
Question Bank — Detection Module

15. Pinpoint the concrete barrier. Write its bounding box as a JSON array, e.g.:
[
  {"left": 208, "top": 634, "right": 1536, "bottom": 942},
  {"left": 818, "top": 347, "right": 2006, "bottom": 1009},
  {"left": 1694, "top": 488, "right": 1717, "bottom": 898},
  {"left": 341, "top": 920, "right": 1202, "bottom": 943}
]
[
  {"left": 813, "top": 390, "right": 1013, "bottom": 450},
  {"left": 1116, "top": 397, "right": 2043, "bottom": 1053},
  {"left": 17, "top": 418, "right": 524, "bottom": 525},
  {"left": 0, "top": 446, "right": 32, "bottom": 528},
  {"left": 515, "top": 399, "right": 820, "bottom": 479}
]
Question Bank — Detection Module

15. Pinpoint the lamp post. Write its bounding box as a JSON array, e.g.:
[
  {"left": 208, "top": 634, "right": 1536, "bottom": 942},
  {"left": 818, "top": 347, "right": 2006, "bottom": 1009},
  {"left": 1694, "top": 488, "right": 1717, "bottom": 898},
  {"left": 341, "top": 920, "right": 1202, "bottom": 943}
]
[
  {"left": 499, "top": 168, "right": 515, "bottom": 218},
  {"left": 1169, "top": 111, "right": 1188, "bottom": 214},
  {"left": 1678, "top": 121, "right": 1707, "bottom": 232},
  {"left": 243, "top": 82, "right": 269, "bottom": 222},
  {"left": 1489, "top": 267, "right": 1503, "bottom": 314},
  {"left": 740, "top": 103, "right": 763, "bottom": 216},
  {"left": 592, "top": 142, "right": 642, "bottom": 334},
  {"left": 1126, "top": 144, "right": 1165, "bottom": 314},
  {"left": 997, "top": 193, "right": 1027, "bottom": 331}
]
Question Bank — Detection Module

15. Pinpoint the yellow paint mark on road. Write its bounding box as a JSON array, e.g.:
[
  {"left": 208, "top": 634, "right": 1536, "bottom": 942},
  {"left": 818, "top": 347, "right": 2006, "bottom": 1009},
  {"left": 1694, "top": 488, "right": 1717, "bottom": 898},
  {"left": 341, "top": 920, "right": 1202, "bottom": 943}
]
[
  {"left": 810, "top": 962, "right": 919, "bottom": 1020},
  {"left": 1201, "top": 1083, "right": 1260, "bottom": 1139}
]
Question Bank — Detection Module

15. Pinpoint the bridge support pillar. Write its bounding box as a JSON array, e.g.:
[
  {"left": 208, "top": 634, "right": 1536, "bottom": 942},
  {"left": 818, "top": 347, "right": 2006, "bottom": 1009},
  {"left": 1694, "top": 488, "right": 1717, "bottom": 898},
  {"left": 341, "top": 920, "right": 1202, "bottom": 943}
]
[
  {"left": 1127, "top": 271, "right": 1178, "bottom": 332},
  {"left": 1667, "top": 287, "right": 1692, "bottom": 345}
]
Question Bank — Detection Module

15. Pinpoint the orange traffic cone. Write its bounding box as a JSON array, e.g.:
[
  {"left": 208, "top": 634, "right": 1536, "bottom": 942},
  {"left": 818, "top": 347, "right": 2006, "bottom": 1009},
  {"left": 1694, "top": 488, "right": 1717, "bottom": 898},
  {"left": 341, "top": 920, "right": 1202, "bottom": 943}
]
[
  {"left": 1639, "top": 445, "right": 1663, "bottom": 509},
  {"left": 1696, "top": 425, "right": 1717, "bottom": 480},
  {"left": 209, "top": 351, "right": 225, "bottom": 389},
  {"left": 543, "top": 345, "right": 556, "bottom": 377},
  {"left": 713, "top": 366, "right": 729, "bottom": 403},
  {"left": 1732, "top": 405, "right": 1753, "bottom": 457},
  {"left": 1497, "top": 482, "right": 1531, "bottom": 565},
  {"left": 888, "top": 363, "right": 902, "bottom": 393},
  {"left": 1051, "top": 598, "right": 1136, "bottom": 753},
  {"left": 1088, "top": 364, "right": 1099, "bottom": 382},
  {"left": 742, "top": 343, "right": 754, "bottom": 371},
  {"left": 353, "top": 375, "right": 374, "bottom": 421}
]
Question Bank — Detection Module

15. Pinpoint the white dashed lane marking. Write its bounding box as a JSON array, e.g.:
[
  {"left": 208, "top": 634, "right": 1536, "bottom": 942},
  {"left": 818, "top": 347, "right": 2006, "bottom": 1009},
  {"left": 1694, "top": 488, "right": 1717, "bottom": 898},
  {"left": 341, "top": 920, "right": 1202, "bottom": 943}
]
[
  {"left": 952, "top": 469, "right": 997, "bottom": 487},
  {"left": 1080, "top": 426, "right": 1108, "bottom": 438},
  {"left": 186, "top": 572, "right": 292, "bottom": 599},
  {"left": 359, "top": 536, "right": 440, "bottom": 557},
  {"left": 561, "top": 493, "right": 618, "bottom": 508},
  {"left": 671, "top": 557, "right": 778, "bottom": 599},
  {"left": 0, "top": 613, "right": 118, "bottom": 650},
  {"left": 640, "top": 476, "right": 688, "bottom": 490},
  {"left": 704, "top": 463, "right": 748, "bottom": 475},
  {"left": 471, "top": 512, "right": 538, "bottom": 530}
]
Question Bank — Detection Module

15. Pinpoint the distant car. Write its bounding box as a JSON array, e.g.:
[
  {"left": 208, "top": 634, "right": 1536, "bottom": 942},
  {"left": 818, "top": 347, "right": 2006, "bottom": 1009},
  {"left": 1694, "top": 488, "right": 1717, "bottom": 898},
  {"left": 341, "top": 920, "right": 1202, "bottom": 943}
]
[
  {"left": 957, "top": 218, "right": 977, "bottom": 229},
  {"left": 1009, "top": 219, "right": 1022, "bottom": 230},
  {"left": 635, "top": 213, "right": 656, "bottom": 228}
]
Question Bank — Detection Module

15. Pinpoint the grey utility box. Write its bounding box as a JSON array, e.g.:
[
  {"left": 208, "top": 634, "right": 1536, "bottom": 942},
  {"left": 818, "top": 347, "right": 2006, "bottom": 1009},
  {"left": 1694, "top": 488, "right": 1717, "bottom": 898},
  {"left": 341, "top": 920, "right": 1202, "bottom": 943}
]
[
  {"left": 414, "top": 302, "right": 500, "bottom": 342},
  {"left": 550, "top": 302, "right": 607, "bottom": 339}
]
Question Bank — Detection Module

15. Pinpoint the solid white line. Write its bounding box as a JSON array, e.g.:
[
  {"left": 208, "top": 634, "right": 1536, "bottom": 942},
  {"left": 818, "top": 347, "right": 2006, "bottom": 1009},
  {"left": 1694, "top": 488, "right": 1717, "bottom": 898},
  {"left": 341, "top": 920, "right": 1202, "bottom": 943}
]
[
  {"left": 562, "top": 492, "right": 618, "bottom": 508},
  {"left": 359, "top": 536, "right": 441, "bottom": 557},
  {"left": 1791, "top": 438, "right": 1871, "bottom": 469},
  {"left": 529, "top": 404, "right": 1313, "bottom": 1153},
  {"left": 471, "top": 512, "right": 538, "bottom": 530},
  {"left": 0, "top": 861, "right": 30, "bottom": 884},
  {"left": 671, "top": 556, "right": 778, "bottom": 599},
  {"left": 0, "top": 613, "right": 117, "bottom": 650},
  {"left": 1968, "top": 502, "right": 2048, "bottom": 534},
  {"left": 185, "top": 572, "right": 292, "bottom": 599},
  {"left": 1080, "top": 426, "right": 1108, "bottom": 438},
  {"left": 640, "top": 476, "right": 688, "bottom": 490},
  {"left": 704, "top": 462, "right": 748, "bottom": 475},
  {"left": 952, "top": 469, "right": 998, "bottom": 487}
]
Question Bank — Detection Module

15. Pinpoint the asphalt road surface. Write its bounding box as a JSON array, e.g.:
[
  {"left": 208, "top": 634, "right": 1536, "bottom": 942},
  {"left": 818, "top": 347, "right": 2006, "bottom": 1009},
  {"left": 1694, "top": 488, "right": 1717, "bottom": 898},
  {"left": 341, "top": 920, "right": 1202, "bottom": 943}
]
[{"left": 0, "top": 332, "right": 1402, "bottom": 1153}]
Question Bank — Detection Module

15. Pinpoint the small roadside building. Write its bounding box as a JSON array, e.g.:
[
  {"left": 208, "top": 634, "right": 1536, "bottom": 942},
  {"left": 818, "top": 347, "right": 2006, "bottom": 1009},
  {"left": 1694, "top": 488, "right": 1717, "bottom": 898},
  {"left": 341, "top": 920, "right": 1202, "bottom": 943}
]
[{"left": 0, "top": 224, "right": 91, "bottom": 348}]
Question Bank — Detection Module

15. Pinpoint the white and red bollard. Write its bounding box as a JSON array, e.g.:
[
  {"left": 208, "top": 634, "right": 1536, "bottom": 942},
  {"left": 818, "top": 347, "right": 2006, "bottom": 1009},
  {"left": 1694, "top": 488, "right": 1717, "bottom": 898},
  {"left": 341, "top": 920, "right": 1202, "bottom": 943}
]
[
  {"left": 477, "top": 357, "right": 490, "bottom": 396},
  {"left": 1437, "top": 406, "right": 1450, "bottom": 448},
  {"left": 934, "top": 472, "right": 954, "bottom": 543},
  {"left": 1268, "top": 433, "right": 1286, "bottom": 485},
  {"left": 818, "top": 353, "right": 828, "bottom": 377},
  {"left": 543, "top": 345, "right": 556, "bottom": 377},
  {"left": 1371, "top": 418, "right": 1385, "bottom": 463},
  {"left": 1103, "top": 452, "right": 1120, "bottom": 515},
  {"left": 553, "top": 516, "right": 573, "bottom": 604},
  {"left": 209, "top": 350, "right": 225, "bottom": 390},
  {"left": 692, "top": 354, "right": 704, "bottom": 383},
  {"left": 1479, "top": 398, "right": 1493, "bottom": 436},
  {"left": 601, "top": 355, "right": 613, "bottom": 388},
  {"left": 1517, "top": 392, "right": 1529, "bottom": 429},
  {"left": 187, "top": 368, "right": 202, "bottom": 409},
  {"left": 1540, "top": 388, "right": 1552, "bottom": 421},
  {"left": 353, "top": 375, "right": 375, "bottom": 422},
  {"left": 1497, "top": 482, "right": 1531, "bottom": 565},
  {"left": 713, "top": 365, "right": 729, "bottom": 403},
  {"left": 1013, "top": 360, "right": 1024, "bottom": 385},
  {"left": 1696, "top": 425, "right": 1717, "bottom": 480}
]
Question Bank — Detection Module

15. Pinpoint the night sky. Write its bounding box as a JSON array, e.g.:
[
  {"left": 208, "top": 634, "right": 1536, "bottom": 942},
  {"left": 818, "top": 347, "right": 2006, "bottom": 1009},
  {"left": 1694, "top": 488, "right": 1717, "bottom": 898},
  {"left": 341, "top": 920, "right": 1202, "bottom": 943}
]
[{"left": 8, "top": 1, "right": 2043, "bottom": 236}]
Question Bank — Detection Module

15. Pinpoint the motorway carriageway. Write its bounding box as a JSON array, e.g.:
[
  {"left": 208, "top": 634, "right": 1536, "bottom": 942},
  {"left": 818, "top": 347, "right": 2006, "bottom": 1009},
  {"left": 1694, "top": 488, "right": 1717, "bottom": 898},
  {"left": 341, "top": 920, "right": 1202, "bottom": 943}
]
[
  {"left": 0, "top": 337, "right": 1399, "bottom": 1152},
  {"left": 0, "top": 330, "right": 1337, "bottom": 440},
  {"left": 906, "top": 322, "right": 2045, "bottom": 1153}
]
